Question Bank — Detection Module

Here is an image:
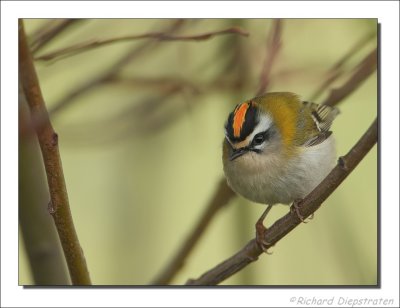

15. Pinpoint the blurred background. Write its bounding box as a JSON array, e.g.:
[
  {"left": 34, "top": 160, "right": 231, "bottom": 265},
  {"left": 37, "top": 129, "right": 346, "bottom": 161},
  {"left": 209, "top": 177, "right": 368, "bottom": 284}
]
[{"left": 19, "top": 19, "right": 377, "bottom": 285}]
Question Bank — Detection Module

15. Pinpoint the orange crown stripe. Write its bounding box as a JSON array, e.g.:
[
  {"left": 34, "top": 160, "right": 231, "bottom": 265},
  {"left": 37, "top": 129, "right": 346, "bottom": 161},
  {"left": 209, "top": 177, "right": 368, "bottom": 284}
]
[{"left": 233, "top": 102, "right": 250, "bottom": 138}]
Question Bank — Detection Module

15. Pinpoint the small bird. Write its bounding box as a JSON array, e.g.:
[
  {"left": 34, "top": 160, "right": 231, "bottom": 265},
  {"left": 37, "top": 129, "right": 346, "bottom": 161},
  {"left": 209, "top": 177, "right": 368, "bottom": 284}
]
[{"left": 222, "top": 92, "right": 339, "bottom": 250}]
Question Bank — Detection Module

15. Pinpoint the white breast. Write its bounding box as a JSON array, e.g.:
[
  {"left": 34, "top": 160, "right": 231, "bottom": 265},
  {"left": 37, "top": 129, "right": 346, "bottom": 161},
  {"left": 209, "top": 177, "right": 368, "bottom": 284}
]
[{"left": 223, "top": 136, "right": 336, "bottom": 205}]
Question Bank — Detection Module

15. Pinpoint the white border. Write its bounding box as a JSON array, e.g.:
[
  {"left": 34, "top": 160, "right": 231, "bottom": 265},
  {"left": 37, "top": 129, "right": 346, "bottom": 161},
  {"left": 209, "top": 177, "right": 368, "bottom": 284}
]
[{"left": 2, "top": 1, "right": 399, "bottom": 307}]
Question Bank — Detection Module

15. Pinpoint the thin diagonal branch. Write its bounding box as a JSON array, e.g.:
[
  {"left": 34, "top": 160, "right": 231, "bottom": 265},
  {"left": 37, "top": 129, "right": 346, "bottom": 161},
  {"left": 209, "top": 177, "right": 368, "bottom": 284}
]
[
  {"left": 47, "top": 20, "right": 185, "bottom": 117},
  {"left": 322, "top": 48, "right": 377, "bottom": 107},
  {"left": 309, "top": 31, "right": 376, "bottom": 102},
  {"left": 35, "top": 27, "right": 249, "bottom": 62},
  {"left": 19, "top": 19, "right": 91, "bottom": 285},
  {"left": 103, "top": 75, "right": 201, "bottom": 93},
  {"left": 152, "top": 179, "right": 235, "bottom": 285},
  {"left": 187, "top": 117, "right": 378, "bottom": 285},
  {"left": 30, "top": 19, "right": 82, "bottom": 54}
]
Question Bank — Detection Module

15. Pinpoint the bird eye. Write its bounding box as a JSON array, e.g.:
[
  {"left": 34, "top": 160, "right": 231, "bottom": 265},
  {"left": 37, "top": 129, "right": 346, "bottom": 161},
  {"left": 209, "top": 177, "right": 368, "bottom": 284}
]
[{"left": 253, "top": 133, "right": 265, "bottom": 145}]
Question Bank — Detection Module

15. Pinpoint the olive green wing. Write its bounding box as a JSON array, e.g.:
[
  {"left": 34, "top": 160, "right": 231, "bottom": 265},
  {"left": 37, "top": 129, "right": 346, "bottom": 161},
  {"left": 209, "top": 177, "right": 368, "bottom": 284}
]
[{"left": 299, "top": 101, "right": 340, "bottom": 147}]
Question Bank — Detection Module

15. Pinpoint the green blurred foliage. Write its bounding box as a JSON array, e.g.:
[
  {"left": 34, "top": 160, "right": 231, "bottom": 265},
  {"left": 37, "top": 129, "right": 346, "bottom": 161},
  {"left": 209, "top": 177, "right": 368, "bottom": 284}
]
[{"left": 19, "top": 19, "right": 377, "bottom": 285}]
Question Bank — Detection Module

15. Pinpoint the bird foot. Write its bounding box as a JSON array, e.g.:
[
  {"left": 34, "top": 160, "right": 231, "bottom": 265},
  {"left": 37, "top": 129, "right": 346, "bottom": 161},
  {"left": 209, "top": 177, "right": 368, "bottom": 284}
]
[{"left": 290, "top": 199, "right": 314, "bottom": 223}]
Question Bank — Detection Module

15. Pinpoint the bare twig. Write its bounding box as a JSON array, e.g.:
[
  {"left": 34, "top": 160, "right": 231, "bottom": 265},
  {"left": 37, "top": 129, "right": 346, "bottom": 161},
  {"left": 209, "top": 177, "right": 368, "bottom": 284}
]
[
  {"left": 103, "top": 75, "right": 201, "bottom": 94},
  {"left": 103, "top": 75, "right": 245, "bottom": 94},
  {"left": 309, "top": 31, "right": 376, "bottom": 102},
  {"left": 152, "top": 179, "right": 235, "bottom": 285},
  {"left": 187, "top": 117, "right": 377, "bottom": 285},
  {"left": 30, "top": 19, "right": 82, "bottom": 54},
  {"left": 35, "top": 27, "right": 249, "bottom": 62},
  {"left": 256, "top": 19, "right": 282, "bottom": 96},
  {"left": 19, "top": 20, "right": 91, "bottom": 285},
  {"left": 322, "top": 48, "right": 377, "bottom": 107},
  {"left": 47, "top": 20, "right": 186, "bottom": 117}
]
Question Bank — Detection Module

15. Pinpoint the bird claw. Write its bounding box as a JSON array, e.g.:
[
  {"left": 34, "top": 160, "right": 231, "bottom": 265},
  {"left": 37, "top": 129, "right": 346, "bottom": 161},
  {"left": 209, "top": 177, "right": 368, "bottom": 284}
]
[
  {"left": 290, "top": 199, "right": 313, "bottom": 223},
  {"left": 255, "top": 224, "right": 273, "bottom": 254},
  {"left": 259, "top": 239, "right": 274, "bottom": 255}
]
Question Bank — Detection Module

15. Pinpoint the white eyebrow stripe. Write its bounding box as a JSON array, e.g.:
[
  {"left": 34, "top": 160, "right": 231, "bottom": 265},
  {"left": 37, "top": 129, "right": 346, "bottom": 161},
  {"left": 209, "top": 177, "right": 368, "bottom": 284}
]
[
  {"left": 247, "top": 114, "right": 273, "bottom": 141},
  {"left": 225, "top": 135, "right": 235, "bottom": 147}
]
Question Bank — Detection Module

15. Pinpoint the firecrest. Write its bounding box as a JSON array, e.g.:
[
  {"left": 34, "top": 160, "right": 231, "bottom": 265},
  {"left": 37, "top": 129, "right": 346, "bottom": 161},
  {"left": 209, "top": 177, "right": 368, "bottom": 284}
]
[{"left": 222, "top": 92, "right": 339, "bottom": 250}]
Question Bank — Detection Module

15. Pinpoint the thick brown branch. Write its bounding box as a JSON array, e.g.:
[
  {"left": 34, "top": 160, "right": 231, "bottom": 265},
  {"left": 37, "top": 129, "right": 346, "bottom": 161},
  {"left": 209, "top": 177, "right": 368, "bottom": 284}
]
[
  {"left": 19, "top": 20, "right": 91, "bottom": 285},
  {"left": 187, "top": 117, "right": 377, "bottom": 285},
  {"left": 19, "top": 93, "right": 71, "bottom": 285},
  {"left": 152, "top": 179, "right": 235, "bottom": 285},
  {"left": 322, "top": 48, "right": 377, "bottom": 107},
  {"left": 35, "top": 27, "right": 249, "bottom": 62}
]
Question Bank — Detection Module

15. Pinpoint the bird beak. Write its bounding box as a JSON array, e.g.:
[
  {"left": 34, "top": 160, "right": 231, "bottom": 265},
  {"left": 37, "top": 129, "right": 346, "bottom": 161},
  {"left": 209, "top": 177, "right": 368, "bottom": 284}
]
[{"left": 230, "top": 147, "right": 249, "bottom": 161}]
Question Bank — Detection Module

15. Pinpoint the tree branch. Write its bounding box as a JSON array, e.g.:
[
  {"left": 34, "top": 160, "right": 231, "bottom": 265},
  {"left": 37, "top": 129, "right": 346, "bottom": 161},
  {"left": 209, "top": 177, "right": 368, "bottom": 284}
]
[
  {"left": 34, "top": 26, "right": 249, "bottom": 62},
  {"left": 19, "top": 86, "right": 70, "bottom": 285},
  {"left": 19, "top": 19, "right": 91, "bottom": 285},
  {"left": 47, "top": 20, "right": 186, "bottom": 117},
  {"left": 186, "top": 117, "right": 378, "bottom": 285},
  {"left": 309, "top": 31, "right": 376, "bottom": 102},
  {"left": 30, "top": 19, "right": 82, "bottom": 54},
  {"left": 322, "top": 48, "right": 377, "bottom": 107},
  {"left": 152, "top": 179, "right": 235, "bottom": 285}
]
